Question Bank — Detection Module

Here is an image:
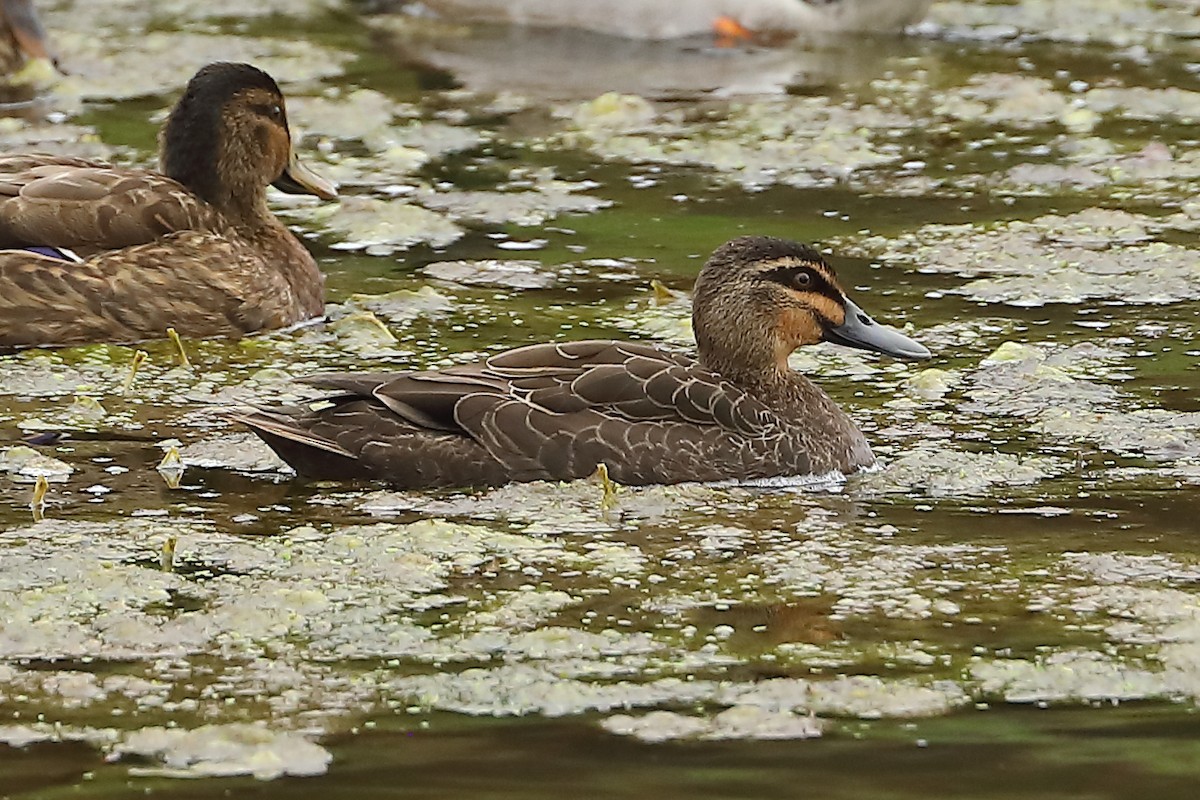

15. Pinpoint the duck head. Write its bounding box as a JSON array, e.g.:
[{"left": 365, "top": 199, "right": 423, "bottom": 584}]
[
  {"left": 692, "top": 235, "right": 930, "bottom": 380},
  {"left": 159, "top": 62, "right": 336, "bottom": 216}
]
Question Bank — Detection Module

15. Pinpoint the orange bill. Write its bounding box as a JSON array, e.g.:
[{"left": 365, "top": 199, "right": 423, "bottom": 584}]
[{"left": 713, "top": 15, "right": 755, "bottom": 46}]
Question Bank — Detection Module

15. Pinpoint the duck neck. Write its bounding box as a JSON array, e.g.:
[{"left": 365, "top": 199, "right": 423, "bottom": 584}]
[
  {"left": 212, "top": 187, "right": 275, "bottom": 231},
  {"left": 160, "top": 137, "right": 277, "bottom": 230},
  {"left": 694, "top": 303, "right": 797, "bottom": 396},
  {"left": 217, "top": 138, "right": 279, "bottom": 226},
  {"left": 696, "top": 324, "right": 873, "bottom": 473},
  {"left": 701, "top": 351, "right": 819, "bottom": 407},
  {"left": 165, "top": 146, "right": 320, "bottom": 313},
  {"left": 700, "top": 347, "right": 781, "bottom": 388}
]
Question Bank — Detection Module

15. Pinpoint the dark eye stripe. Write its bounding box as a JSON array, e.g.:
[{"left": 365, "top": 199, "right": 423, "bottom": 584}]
[
  {"left": 760, "top": 266, "right": 846, "bottom": 330},
  {"left": 250, "top": 102, "right": 284, "bottom": 122},
  {"left": 761, "top": 265, "right": 840, "bottom": 298},
  {"left": 760, "top": 265, "right": 803, "bottom": 285}
]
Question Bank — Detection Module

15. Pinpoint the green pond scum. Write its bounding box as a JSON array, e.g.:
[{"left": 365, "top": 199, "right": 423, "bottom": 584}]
[{"left": 2, "top": 0, "right": 1200, "bottom": 796}]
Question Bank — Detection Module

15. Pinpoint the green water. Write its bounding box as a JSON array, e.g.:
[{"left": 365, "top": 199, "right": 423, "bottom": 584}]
[{"left": 5, "top": 707, "right": 1200, "bottom": 799}]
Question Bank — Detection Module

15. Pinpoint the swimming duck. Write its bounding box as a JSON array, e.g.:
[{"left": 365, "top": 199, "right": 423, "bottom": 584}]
[
  {"left": 232, "top": 236, "right": 930, "bottom": 488},
  {"left": 0, "top": 61, "right": 336, "bottom": 351},
  {"left": 0, "top": 0, "right": 55, "bottom": 76},
  {"left": 400, "top": 0, "right": 934, "bottom": 39}
]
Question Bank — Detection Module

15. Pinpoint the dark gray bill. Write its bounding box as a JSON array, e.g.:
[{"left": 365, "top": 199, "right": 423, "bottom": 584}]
[
  {"left": 823, "top": 297, "right": 931, "bottom": 360},
  {"left": 272, "top": 150, "right": 338, "bottom": 200}
]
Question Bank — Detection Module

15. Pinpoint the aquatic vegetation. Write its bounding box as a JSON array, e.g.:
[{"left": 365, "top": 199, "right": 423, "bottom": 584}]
[
  {"left": 179, "top": 432, "right": 291, "bottom": 473},
  {"left": 862, "top": 445, "right": 1066, "bottom": 496},
  {"left": 930, "top": 0, "right": 1200, "bottom": 44},
  {"left": 0, "top": 446, "right": 73, "bottom": 482},
  {"left": 56, "top": 33, "right": 350, "bottom": 104},
  {"left": 3, "top": 1, "right": 1200, "bottom": 794},
  {"left": 290, "top": 196, "right": 462, "bottom": 255},
  {"left": 112, "top": 723, "right": 332, "bottom": 780},
  {"left": 843, "top": 210, "right": 1200, "bottom": 307},
  {"left": 601, "top": 708, "right": 824, "bottom": 743},
  {"left": 422, "top": 258, "right": 558, "bottom": 289},
  {"left": 0, "top": 118, "right": 113, "bottom": 161},
  {"left": 558, "top": 93, "right": 907, "bottom": 190},
  {"left": 414, "top": 177, "right": 611, "bottom": 226}
]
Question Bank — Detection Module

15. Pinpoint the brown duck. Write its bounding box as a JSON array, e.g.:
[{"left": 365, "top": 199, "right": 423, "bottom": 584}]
[
  {"left": 0, "top": 0, "right": 55, "bottom": 76},
  {"left": 0, "top": 61, "right": 336, "bottom": 351},
  {"left": 233, "top": 236, "right": 930, "bottom": 487}
]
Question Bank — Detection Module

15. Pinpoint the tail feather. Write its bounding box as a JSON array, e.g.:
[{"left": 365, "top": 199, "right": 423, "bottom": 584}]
[
  {"left": 225, "top": 409, "right": 354, "bottom": 457},
  {"left": 226, "top": 409, "right": 377, "bottom": 480}
]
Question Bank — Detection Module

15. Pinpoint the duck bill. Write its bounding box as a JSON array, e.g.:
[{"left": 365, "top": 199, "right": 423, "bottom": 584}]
[
  {"left": 272, "top": 150, "right": 338, "bottom": 200},
  {"left": 3, "top": 0, "right": 54, "bottom": 64},
  {"left": 823, "top": 297, "right": 932, "bottom": 360}
]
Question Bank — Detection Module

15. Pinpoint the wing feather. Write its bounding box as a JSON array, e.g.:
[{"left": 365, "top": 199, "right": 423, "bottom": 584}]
[
  {"left": 0, "top": 232, "right": 288, "bottom": 349},
  {"left": 240, "top": 338, "right": 791, "bottom": 485},
  {"left": 0, "top": 156, "right": 221, "bottom": 251}
]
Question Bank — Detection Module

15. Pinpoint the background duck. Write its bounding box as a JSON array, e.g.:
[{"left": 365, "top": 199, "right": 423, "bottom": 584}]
[
  {"left": 382, "top": 16, "right": 919, "bottom": 102},
  {"left": 392, "top": 0, "right": 935, "bottom": 39},
  {"left": 233, "top": 236, "right": 930, "bottom": 488},
  {"left": 0, "top": 0, "right": 54, "bottom": 77},
  {"left": 0, "top": 61, "right": 337, "bottom": 351}
]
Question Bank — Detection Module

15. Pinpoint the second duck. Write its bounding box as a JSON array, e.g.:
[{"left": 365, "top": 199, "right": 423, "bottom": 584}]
[{"left": 0, "top": 61, "right": 336, "bottom": 351}]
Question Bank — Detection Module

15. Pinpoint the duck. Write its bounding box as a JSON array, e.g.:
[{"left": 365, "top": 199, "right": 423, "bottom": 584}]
[
  {"left": 231, "top": 236, "right": 931, "bottom": 488},
  {"left": 0, "top": 61, "right": 337, "bottom": 351},
  {"left": 0, "top": 0, "right": 55, "bottom": 77},
  {"left": 396, "top": 0, "right": 934, "bottom": 39}
]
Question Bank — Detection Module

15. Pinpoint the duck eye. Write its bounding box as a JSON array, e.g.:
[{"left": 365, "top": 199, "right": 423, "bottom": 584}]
[
  {"left": 254, "top": 103, "right": 284, "bottom": 122},
  {"left": 793, "top": 270, "right": 814, "bottom": 289}
]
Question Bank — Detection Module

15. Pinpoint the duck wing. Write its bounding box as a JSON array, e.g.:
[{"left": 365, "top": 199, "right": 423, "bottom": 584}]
[
  {"left": 453, "top": 340, "right": 778, "bottom": 481},
  {"left": 354, "top": 340, "right": 771, "bottom": 435},
  {"left": 481, "top": 340, "right": 769, "bottom": 431},
  {"left": 0, "top": 232, "right": 292, "bottom": 349},
  {"left": 0, "top": 155, "right": 220, "bottom": 251},
  {"left": 265, "top": 339, "right": 783, "bottom": 485}
]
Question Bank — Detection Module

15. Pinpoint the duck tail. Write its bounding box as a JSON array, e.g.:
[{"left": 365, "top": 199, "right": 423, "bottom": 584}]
[{"left": 226, "top": 408, "right": 365, "bottom": 478}]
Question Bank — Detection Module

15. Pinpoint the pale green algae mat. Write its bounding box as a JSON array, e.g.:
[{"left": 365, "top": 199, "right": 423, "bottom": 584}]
[{"left": 4, "top": 0, "right": 1200, "bottom": 797}]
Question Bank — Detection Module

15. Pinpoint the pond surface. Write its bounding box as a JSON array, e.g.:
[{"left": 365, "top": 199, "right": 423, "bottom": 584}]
[{"left": 3, "top": 0, "right": 1200, "bottom": 796}]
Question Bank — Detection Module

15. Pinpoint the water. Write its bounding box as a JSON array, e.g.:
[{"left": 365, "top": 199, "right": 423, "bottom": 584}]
[{"left": 3, "top": 0, "right": 1200, "bottom": 796}]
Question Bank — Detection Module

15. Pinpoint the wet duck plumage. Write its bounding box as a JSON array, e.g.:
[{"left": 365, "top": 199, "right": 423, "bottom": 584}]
[
  {"left": 233, "top": 236, "right": 930, "bottom": 488},
  {"left": 0, "top": 61, "right": 337, "bottom": 351}
]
